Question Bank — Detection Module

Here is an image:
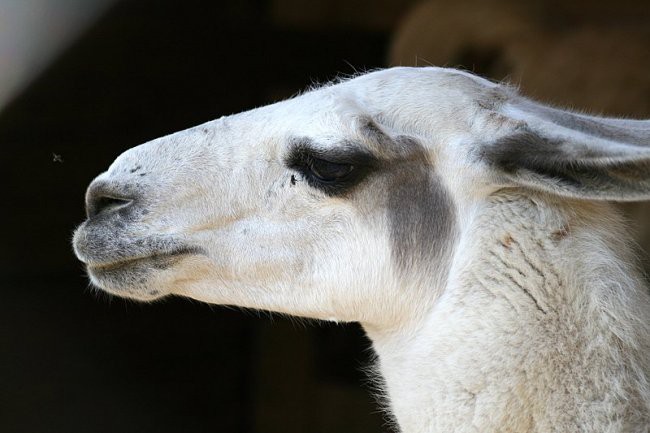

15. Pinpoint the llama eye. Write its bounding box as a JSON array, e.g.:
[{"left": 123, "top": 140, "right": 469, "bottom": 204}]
[
  {"left": 285, "top": 140, "right": 376, "bottom": 196},
  {"left": 308, "top": 157, "right": 354, "bottom": 182}
]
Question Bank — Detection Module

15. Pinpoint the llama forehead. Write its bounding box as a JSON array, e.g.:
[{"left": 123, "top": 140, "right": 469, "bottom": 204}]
[
  {"left": 147, "top": 67, "right": 506, "bottom": 163},
  {"left": 271, "top": 66, "right": 504, "bottom": 128}
]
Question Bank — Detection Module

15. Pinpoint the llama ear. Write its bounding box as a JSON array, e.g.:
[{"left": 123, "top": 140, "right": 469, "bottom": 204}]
[{"left": 481, "top": 99, "right": 650, "bottom": 201}]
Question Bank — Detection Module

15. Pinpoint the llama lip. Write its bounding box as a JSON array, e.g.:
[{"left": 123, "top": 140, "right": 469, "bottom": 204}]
[
  {"left": 85, "top": 246, "right": 205, "bottom": 298},
  {"left": 72, "top": 218, "right": 201, "bottom": 268},
  {"left": 86, "top": 246, "right": 202, "bottom": 271}
]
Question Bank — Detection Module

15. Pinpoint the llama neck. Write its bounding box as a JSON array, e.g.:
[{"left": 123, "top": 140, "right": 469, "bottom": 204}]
[{"left": 365, "top": 193, "right": 650, "bottom": 433}]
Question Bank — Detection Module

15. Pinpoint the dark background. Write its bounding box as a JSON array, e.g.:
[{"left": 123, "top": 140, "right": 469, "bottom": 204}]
[{"left": 2, "top": 1, "right": 649, "bottom": 432}]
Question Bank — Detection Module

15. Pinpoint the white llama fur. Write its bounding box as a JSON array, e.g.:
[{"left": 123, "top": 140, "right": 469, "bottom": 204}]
[{"left": 73, "top": 67, "right": 650, "bottom": 432}]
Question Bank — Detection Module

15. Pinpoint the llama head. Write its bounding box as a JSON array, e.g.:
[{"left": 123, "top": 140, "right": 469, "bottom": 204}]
[{"left": 73, "top": 67, "right": 650, "bottom": 328}]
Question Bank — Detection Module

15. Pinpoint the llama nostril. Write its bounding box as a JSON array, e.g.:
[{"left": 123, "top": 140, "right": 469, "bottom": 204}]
[
  {"left": 86, "top": 182, "right": 136, "bottom": 219},
  {"left": 88, "top": 196, "right": 133, "bottom": 218}
]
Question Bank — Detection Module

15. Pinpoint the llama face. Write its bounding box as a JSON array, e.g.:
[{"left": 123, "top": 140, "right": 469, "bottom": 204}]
[
  {"left": 72, "top": 68, "right": 478, "bottom": 325},
  {"left": 73, "top": 67, "right": 650, "bottom": 326}
]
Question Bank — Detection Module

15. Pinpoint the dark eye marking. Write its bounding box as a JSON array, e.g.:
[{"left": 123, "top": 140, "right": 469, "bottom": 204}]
[{"left": 285, "top": 139, "right": 377, "bottom": 196}]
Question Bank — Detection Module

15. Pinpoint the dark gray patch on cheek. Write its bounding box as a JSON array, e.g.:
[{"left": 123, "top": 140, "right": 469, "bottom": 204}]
[{"left": 386, "top": 163, "right": 456, "bottom": 272}]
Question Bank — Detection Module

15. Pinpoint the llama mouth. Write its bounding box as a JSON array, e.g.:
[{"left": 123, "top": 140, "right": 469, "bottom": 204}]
[
  {"left": 85, "top": 246, "right": 205, "bottom": 299},
  {"left": 72, "top": 218, "right": 203, "bottom": 269},
  {"left": 86, "top": 246, "right": 203, "bottom": 272}
]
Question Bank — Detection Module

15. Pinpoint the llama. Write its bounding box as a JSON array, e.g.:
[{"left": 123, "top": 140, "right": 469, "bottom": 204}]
[{"left": 73, "top": 67, "right": 650, "bottom": 432}]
